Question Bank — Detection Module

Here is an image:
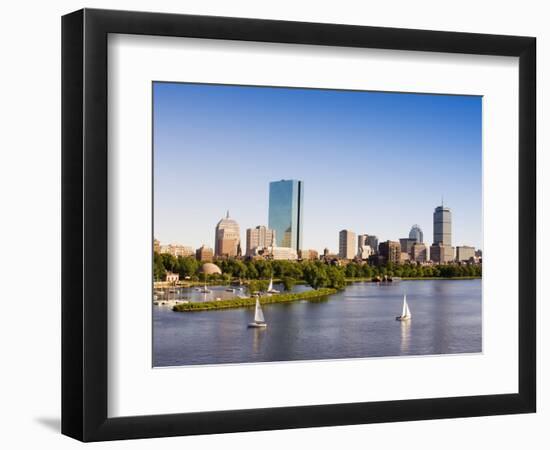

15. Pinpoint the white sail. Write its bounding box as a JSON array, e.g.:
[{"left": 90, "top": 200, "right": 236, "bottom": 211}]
[
  {"left": 401, "top": 295, "right": 412, "bottom": 318},
  {"left": 254, "top": 298, "right": 265, "bottom": 323},
  {"left": 401, "top": 295, "right": 408, "bottom": 317},
  {"left": 268, "top": 278, "right": 273, "bottom": 292}
]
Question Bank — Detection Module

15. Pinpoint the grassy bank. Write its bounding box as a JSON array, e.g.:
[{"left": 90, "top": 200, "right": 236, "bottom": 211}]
[{"left": 172, "top": 288, "right": 338, "bottom": 312}]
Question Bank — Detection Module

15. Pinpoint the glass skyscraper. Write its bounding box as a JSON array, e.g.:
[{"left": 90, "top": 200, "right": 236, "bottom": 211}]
[{"left": 268, "top": 180, "right": 303, "bottom": 251}]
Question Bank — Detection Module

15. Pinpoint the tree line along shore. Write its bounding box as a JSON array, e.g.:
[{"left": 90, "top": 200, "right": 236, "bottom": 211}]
[{"left": 155, "top": 253, "right": 482, "bottom": 289}]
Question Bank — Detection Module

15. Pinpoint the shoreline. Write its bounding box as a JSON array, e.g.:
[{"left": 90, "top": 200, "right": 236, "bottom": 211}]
[
  {"left": 172, "top": 288, "right": 337, "bottom": 312},
  {"left": 345, "top": 276, "right": 482, "bottom": 282},
  {"left": 156, "top": 276, "right": 481, "bottom": 289}
]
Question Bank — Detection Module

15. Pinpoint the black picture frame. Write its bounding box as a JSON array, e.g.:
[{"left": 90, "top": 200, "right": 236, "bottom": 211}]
[{"left": 62, "top": 8, "right": 536, "bottom": 442}]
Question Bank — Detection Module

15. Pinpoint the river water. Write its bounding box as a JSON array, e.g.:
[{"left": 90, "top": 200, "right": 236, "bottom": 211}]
[{"left": 153, "top": 279, "right": 481, "bottom": 367}]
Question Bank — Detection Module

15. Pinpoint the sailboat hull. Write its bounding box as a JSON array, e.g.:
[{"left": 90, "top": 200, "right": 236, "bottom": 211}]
[
  {"left": 248, "top": 322, "right": 267, "bottom": 328},
  {"left": 395, "top": 316, "right": 411, "bottom": 321}
]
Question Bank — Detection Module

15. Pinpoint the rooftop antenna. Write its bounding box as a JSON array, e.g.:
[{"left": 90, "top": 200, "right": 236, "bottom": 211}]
[{"left": 441, "top": 195, "right": 444, "bottom": 207}]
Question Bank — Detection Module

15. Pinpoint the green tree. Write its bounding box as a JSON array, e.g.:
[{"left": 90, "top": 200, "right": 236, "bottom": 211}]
[
  {"left": 160, "top": 253, "right": 177, "bottom": 272},
  {"left": 302, "top": 262, "right": 329, "bottom": 289},
  {"left": 176, "top": 256, "right": 199, "bottom": 278},
  {"left": 253, "top": 259, "right": 273, "bottom": 279},
  {"left": 281, "top": 276, "right": 296, "bottom": 291},
  {"left": 345, "top": 263, "right": 360, "bottom": 278},
  {"left": 248, "top": 279, "right": 269, "bottom": 293},
  {"left": 153, "top": 252, "right": 166, "bottom": 281},
  {"left": 245, "top": 261, "right": 259, "bottom": 279},
  {"left": 326, "top": 265, "right": 346, "bottom": 289}
]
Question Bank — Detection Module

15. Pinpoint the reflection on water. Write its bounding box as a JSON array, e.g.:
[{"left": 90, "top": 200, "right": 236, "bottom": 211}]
[
  {"left": 251, "top": 327, "right": 266, "bottom": 355},
  {"left": 153, "top": 279, "right": 482, "bottom": 367},
  {"left": 400, "top": 320, "right": 411, "bottom": 354}
]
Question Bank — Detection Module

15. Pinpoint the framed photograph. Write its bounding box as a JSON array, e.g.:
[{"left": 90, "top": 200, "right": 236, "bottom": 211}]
[{"left": 62, "top": 8, "right": 536, "bottom": 441}]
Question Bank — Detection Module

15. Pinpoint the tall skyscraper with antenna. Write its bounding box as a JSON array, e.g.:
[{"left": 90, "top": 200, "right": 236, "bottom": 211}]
[{"left": 430, "top": 200, "right": 454, "bottom": 263}]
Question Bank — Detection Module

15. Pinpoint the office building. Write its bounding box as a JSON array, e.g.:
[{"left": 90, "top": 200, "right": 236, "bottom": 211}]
[
  {"left": 357, "top": 244, "right": 373, "bottom": 261},
  {"left": 215, "top": 211, "right": 241, "bottom": 257},
  {"left": 246, "top": 225, "right": 276, "bottom": 256},
  {"left": 159, "top": 243, "right": 194, "bottom": 257},
  {"left": 268, "top": 180, "right": 304, "bottom": 251},
  {"left": 399, "top": 238, "right": 417, "bottom": 257},
  {"left": 379, "top": 240, "right": 401, "bottom": 264},
  {"left": 196, "top": 245, "right": 214, "bottom": 262},
  {"left": 430, "top": 243, "right": 454, "bottom": 264},
  {"left": 358, "top": 234, "right": 368, "bottom": 249},
  {"left": 433, "top": 204, "right": 452, "bottom": 246},
  {"left": 431, "top": 203, "right": 454, "bottom": 263},
  {"left": 357, "top": 234, "right": 373, "bottom": 260},
  {"left": 339, "top": 229, "right": 356, "bottom": 260},
  {"left": 267, "top": 246, "right": 298, "bottom": 260},
  {"left": 411, "top": 242, "right": 428, "bottom": 262},
  {"left": 456, "top": 245, "right": 476, "bottom": 262},
  {"left": 367, "top": 235, "right": 379, "bottom": 253},
  {"left": 299, "top": 249, "right": 319, "bottom": 260}
]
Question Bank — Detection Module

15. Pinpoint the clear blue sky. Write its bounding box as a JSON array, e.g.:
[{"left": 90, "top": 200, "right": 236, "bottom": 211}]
[{"left": 153, "top": 82, "right": 482, "bottom": 252}]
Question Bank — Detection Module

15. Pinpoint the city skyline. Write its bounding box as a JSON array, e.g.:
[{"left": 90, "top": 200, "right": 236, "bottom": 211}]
[
  {"left": 155, "top": 194, "right": 478, "bottom": 257},
  {"left": 154, "top": 82, "right": 482, "bottom": 251}
]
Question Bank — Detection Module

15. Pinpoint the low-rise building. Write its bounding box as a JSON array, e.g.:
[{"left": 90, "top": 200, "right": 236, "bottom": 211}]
[
  {"left": 267, "top": 246, "right": 298, "bottom": 260},
  {"left": 430, "top": 243, "right": 454, "bottom": 263},
  {"left": 378, "top": 240, "right": 401, "bottom": 264},
  {"left": 195, "top": 245, "right": 214, "bottom": 262},
  {"left": 165, "top": 271, "right": 179, "bottom": 283},
  {"left": 411, "top": 242, "right": 428, "bottom": 262},
  {"left": 299, "top": 249, "right": 319, "bottom": 260},
  {"left": 456, "top": 245, "right": 476, "bottom": 262},
  {"left": 399, "top": 238, "right": 417, "bottom": 257},
  {"left": 159, "top": 243, "right": 194, "bottom": 257}
]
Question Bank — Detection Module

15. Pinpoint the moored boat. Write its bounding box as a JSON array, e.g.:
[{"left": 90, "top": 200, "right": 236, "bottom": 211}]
[{"left": 266, "top": 277, "right": 279, "bottom": 294}]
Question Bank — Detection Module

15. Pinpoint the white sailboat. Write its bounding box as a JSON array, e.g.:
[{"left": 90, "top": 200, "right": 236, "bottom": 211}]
[
  {"left": 248, "top": 297, "right": 267, "bottom": 328},
  {"left": 199, "top": 281, "right": 211, "bottom": 294},
  {"left": 395, "top": 294, "right": 412, "bottom": 321},
  {"left": 267, "top": 277, "right": 279, "bottom": 294}
]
